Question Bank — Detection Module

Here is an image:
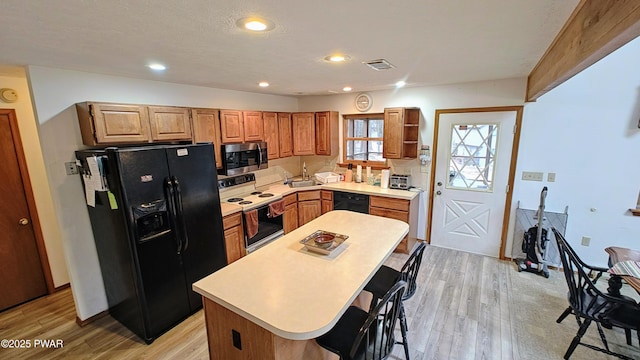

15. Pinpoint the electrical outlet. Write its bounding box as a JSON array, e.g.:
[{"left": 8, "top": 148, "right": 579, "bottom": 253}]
[
  {"left": 547, "top": 172, "right": 556, "bottom": 182},
  {"left": 581, "top": 236, "right": 591, "bottom": 247},
  {"left": 522, "top": 171, "right": 543, "bottom": 181},
  {"left": 65, "top": 162, "right": 78, "bottom": 175}
]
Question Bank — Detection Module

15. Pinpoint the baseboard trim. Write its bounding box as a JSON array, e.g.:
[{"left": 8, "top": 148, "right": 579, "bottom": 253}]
[
  {"left": 54, "top": 283, "right": 70, "bottom": 292},
  {"left": 76, "top": 310, "right": 109, "bottom": 327}
]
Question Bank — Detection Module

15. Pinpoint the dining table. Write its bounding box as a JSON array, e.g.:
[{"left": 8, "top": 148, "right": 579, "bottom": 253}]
[{"left": 604, "top": 246, "right": 640, "bottom": 295}]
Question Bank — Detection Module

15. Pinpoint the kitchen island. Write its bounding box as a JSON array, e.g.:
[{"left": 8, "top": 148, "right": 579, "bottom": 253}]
[{"left": 193, "top": 210, "right": 409, "bottom": 360}]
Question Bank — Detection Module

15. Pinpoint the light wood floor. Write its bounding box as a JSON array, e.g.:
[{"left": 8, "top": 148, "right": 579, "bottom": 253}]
[{"left": 1, "top": 245, "right": 639, "bottom": 360}]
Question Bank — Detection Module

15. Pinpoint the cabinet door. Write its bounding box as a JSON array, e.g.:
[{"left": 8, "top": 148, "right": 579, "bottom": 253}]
[
  {"left": 283, "top": 203, "right": 299, "bottom": 234},
  {"left": 383, "top": 108, "right": 404, "bottom": 159},
  {"left": 224, "top": 225, "right": 245, "bottom": 264},
  {"left": 298, "top": 200, "right": 321, "bottom": 226},
  {"left": 86, "top": 103, "right": 151, "bottom": 144},
  {"left": 148, "top": 106, "right": 192, "bottom": 141},
  {"left": 315, "top": 111, "right": 338, "bottom": 155},
  {"left": 292, "top": 112, "right": 315, "bottom": 155},
  {"left": 220, "top": 110, "right": 244, "bottom": 143},
  {"left": 278, "top": 112, "right": 293, "bottom": 158},
  {"left": 243, "top": 111, "right": 263, "bottom": 142},
  {"left": 191, "top": 108, "right": 223, "bottom": 169},
  {"left": 262, "top": 112, "right": 279, "bottom": 159},
  {"left": 321, "top": 190, "right": 333, "bottom": 214}
]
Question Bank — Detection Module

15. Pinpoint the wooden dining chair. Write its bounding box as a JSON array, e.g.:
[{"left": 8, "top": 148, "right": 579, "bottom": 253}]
[
  {"left": 552, "top": 227, "right": 640, "bottom": 359},
  {"left": 362, "top": 242, "right": 426, "bottom": 360},
  {"left": 553, "top": 229, "right": 636, "bottom": 347},
  {"left": 316, "top": 280, "right": 407, "bottom": 360}
]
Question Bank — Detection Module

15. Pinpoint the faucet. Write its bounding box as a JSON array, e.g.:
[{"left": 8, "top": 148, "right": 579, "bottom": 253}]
[{"left": 302, "top": 162, "right": 308, "bottom": 181}]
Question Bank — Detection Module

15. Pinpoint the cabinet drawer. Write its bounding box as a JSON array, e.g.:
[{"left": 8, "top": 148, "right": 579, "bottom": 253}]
[
  {"left": 297, "top": 190, "right": 321, "bottom": 201},
  {"left": 283, "top": 193, "right": 297, "bottom": 206},
  {"left": 222, "top": 212, "right": 242, "bottom": 230},
  {"left": 369, "top": 207, "right": 409, "bottom": 223},
  {"left": 321, "top": 190, "right": 333, "bottom": 201},
  {"left": 369, "top": 196, "right": 409, "bottom": 212}
]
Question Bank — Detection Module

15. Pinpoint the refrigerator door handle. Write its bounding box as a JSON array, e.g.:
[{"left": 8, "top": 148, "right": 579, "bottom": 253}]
[
  {"left": 172, "top": 176, "right": 190, "bottom": 253},
  {"left": 164, "top": 177, "right": 183, "bottom": 255}
]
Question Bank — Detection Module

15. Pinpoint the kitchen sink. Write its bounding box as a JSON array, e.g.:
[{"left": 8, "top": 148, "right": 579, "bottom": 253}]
[{"left": 288, "top": 179, "right": 316, "bottom": 188}]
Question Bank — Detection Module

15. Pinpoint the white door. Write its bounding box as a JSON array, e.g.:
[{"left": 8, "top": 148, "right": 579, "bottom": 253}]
[{"left": 430, "top": 109, "right": 519, "bottom": 257}]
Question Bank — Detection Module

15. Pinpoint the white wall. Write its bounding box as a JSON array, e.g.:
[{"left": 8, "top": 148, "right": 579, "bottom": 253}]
[
  {"left": 26, "top": 66, "right": 299, "bottom": 320},
  {"left": 512, "top": 36, "right": 640, "bottom": 267},
  {"left": 0, "top": 74, "right": 69, "bottom": 288}
]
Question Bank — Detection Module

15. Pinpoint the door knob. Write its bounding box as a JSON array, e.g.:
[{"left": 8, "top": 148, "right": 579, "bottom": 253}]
[
  {"left": 19, "top": 218, "right": 29, "bottom": 226},
  {"left": 436, "top": 190, "right": 442, "bottom": 195}
]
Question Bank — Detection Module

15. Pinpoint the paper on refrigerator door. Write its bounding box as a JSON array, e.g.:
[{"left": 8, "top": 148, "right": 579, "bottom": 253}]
[
  {"left": 87, "top": 156, "right": 107, "bottom": 191},
  {"left": 83, "top": 174, "right": 95, "bottom": 207}
]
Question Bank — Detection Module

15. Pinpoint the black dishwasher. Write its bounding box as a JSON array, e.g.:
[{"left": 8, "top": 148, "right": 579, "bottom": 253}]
[{"left": 333, "top": 191, "right": 369, "bottom": 214}]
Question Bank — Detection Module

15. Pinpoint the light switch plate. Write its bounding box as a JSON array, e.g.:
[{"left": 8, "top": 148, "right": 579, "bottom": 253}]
[
  {"left": 547, "top": 173, "right": 556, "bottom": 182},
  {"left": 581, "top": 236, "right": 591, "bottom": 247},
  {"left": 522, "top": 171, "right": 543, "bottom": 181}
]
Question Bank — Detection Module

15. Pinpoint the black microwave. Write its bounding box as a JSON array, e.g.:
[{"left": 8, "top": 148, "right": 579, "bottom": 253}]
[{"left": 221, "top": 142, "right": 268, "bottom": 175}]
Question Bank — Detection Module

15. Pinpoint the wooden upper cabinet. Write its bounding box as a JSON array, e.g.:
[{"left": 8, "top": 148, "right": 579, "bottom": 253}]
[
  {"left": 77, "top": 102, "right": 151, "bottom": 145},
  {"left": 383, "top": 107, "right": 420, "bottom": 159},
  {"left": 242, "top": 111, "right": 263, "bottom": 142},
  {"left": 292, "top": 112, "right": 315, "bottom": 155},
  {"left": 315, "top": 111, "right": 339, "bottom": 156},
  {"left": 220, "top": 110, "right": 244, "bottom": 143},
  {"left": 191, "top": 108, "right": 223, "bottom": 169},
  {"left": 278, "top": 112, "right": 293, "bottom": 158},
  {"left": 148, "top": 106, "right": 192, "bottom": 142},
  {"left": 262, "top": 112, "right": 279, "bottom": 159}
]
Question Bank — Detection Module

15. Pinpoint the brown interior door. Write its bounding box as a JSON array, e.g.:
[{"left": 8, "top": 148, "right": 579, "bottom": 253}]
[{"left": 0, "top": 111, "right": 48, "bottom": 311}]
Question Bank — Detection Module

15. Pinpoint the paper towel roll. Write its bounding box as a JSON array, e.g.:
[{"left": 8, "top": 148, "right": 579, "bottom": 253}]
[
  {"left": 366, "top": 166, "right": 371, "bottom": 179},
  {"left": 381, "top": 169, "right": 390, "bottom": 189},
  {"left": 356, "top": 165, "right": 362, "bottom": 183}
]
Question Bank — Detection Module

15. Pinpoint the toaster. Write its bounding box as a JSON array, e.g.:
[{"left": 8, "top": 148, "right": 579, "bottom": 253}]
[{"left": 389, "top": 174, "right": 411, "bottom": 190}]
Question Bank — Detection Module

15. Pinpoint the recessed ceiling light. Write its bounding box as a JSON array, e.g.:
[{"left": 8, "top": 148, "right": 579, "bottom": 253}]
[
  {"left": 343, "top": 86, "right": 352, "bottom": 92},
  {"left": 147, "top": 63, "right": 166, "bottom": 71},
  {"left": 324, "top": 54, "right": 351, "bottom": 63},
  {"left": 258, "top": 81, "right": 270, "bottom": 87},
  {"left": 237, "top": 17, "right": 275, "bottom": 32},
  {"left": 395, "top": 80, "right": 406, "bottom": 88}
]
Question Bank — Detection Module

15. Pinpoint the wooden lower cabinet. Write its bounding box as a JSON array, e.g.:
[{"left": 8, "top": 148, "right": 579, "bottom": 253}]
[
  {"left": 321, "top": 190, "right": 333, "bottom": 214},
  {"left": 369, "top": 196, "right": 417, "bottom": 254},
  {"left": 222, "top": 212, "right": 245, "bottom": 264},
  {"left": 283, "top": 193, "right": 298, "bottom": 234},
  {"left": 297, "top": 190, "right": 321, "bottom": 227}
]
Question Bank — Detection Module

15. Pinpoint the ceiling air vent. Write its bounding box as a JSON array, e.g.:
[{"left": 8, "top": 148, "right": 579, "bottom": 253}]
[{"left": 363, "top": 59, "right": 395, "bottom": 71}]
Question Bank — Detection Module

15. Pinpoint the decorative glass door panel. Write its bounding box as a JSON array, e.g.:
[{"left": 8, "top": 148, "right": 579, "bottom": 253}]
[{"left": 447, "top": 123, "right": 498, "bottom": 191}]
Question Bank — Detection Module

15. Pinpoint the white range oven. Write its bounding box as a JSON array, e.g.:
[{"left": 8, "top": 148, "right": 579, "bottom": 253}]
[{"left": 218, "top": 173, "right": 284, "bottom": 253}]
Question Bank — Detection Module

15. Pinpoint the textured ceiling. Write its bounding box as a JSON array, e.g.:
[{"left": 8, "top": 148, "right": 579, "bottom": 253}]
[{"left": 0, "top": 0, "right": 579, "bottom": 96}]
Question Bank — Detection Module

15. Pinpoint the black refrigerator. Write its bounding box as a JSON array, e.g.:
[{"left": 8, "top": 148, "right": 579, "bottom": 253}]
[{"left": 76, "top": 143, "right": 227, "bottom": 344}]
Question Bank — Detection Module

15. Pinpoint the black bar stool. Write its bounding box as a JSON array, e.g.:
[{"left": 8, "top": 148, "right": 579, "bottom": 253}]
[{"left": 363, "top": 242, "right": 426, "bottom": 360}]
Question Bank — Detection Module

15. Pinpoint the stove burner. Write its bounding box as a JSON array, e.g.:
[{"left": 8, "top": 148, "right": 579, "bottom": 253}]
[
  {"left": 251, "top": 191, "right": 262, "bottom": 195},
  {"left": 258, "top": 193, "right": 274, "bottom": 198},
  {"left": 238, "top": 201, "right": 253, "bottom": 205},
  {"left": 227, "top": 198, "right": 243, "bottom": 203}
]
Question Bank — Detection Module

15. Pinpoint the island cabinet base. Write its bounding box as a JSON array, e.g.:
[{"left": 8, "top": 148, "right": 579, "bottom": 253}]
[{"left": 203, "top": 298, "right": 336, "bottom": 360}]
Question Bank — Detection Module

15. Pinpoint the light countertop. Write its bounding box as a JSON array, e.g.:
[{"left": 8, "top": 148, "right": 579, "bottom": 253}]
[
  {"left": 192, "top": 210, "right": 409, "bottom": 340},
  {"left": 220, "top": 181, "right": 419, "bottom": 217}
]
